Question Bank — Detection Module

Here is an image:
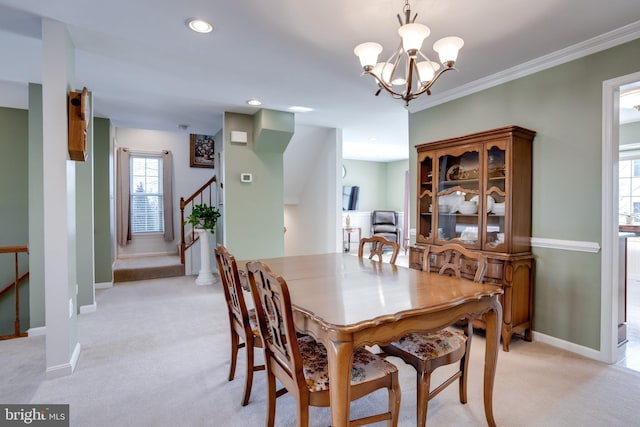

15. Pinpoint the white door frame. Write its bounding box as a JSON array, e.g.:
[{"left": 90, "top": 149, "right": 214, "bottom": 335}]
[{"left": 601, "top": 70, "right": 640, "bottom": 363}]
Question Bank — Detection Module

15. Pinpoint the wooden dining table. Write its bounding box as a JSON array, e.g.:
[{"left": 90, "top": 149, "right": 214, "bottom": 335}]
[{"left": 239, "top": 253, "right": 503, "bottom": 427}]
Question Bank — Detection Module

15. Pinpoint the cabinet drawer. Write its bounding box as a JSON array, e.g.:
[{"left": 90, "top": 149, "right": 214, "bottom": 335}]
[{"left": 484, "top": 259, "right": 504, "bottom": 280}]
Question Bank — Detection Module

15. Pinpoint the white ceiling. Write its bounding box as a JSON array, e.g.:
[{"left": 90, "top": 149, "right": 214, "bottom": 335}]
[{"left": 0, "top": 0, "right": 639, "bottom": 161}]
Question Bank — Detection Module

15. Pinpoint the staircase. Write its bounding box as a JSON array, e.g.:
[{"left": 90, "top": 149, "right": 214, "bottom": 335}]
[
  {"left": 113, "top": 175, "right": 217, "bottom": 283},
  {"left": 112, "top": 255, "right": 184, "bottom": 283}
]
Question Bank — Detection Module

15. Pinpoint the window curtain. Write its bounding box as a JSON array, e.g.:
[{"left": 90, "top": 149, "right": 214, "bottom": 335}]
[
  {"left": 162, "top": 151, "right": 174, "bottom": 242},
  {"left": 117, "top": 148, "right": 131, "bottom": 246}
]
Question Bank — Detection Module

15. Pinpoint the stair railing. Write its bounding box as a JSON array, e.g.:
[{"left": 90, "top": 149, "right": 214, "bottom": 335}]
[
  {"left": 179, "top": 175, "right": 217, "bottom": 264},
  {"left": 0, "top": 245, "right": 29, "bottom": 340}
]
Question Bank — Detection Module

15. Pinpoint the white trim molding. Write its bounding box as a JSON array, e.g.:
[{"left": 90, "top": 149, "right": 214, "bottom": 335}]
[
  {"left": 410, "top": 20, "right": 640, "bottom": 113},
  {"left": 530, "top": 237, "right": 601, "bottom": 253},
  {"left": 95, "top": 281, "right": 113, "bottom": 289},
  {"left": 27, "top": 326, "right": 46, "bottom": 337},
  {"left": 46, "top": 343, "right": 82, "bottom": 379},
  {"left": 80, "top": 302, "right": 97, "bottom": 314},
  {"left": 532, "top": 331, "right": 603, "bottom": 362}
]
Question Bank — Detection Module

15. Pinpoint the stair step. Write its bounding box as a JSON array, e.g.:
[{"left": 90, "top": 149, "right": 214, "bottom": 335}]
[{"left": 113, "top": 255, "right": 184, "bottom": 283}]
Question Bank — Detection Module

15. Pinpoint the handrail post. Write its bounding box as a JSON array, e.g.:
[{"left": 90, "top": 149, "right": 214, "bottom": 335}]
[
  {"left": 14, "top": 252, "right": 20, "bottom": 336},
  {"left": 180, "top": 197, "right": 186, "bottom": 264},
  {"left": 0, "top": 245, "right": 28, "bottom": 340},
  {"left": 179, "top": 176, "right": 217, "bottom": 266}
]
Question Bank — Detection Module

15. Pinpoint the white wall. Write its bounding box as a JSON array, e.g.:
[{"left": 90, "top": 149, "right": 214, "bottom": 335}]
[
  {"left": 284, "top": 128, "right": 341, "bottom": 256},
  {"left": 113, "top": 127, "right": 218, "bottom": 258}
]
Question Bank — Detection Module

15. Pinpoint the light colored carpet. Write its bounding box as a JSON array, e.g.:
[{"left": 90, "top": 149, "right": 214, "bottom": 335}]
[{"left": 1, "top": 274, "right": 639, "bottom": 427}]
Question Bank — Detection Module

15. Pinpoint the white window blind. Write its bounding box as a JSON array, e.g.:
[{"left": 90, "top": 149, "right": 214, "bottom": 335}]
[{"left": 130, "top": 155, "right": 164, "bottom": 234}]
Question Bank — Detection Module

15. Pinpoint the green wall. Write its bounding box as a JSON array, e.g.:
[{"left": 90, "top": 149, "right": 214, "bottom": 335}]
[
  {"left": 28, "top": 84, "right": 44, "bottom": 329},
  {"left": 342, "top": 159, "right": 409, "bottom": 212},
  {"left": 223, "top": 111, "right": 292, "bottom": 260},
  {"left": 409, "top": 38, "right": 640, "bottom": 350},
  {"left": 0, "top": 107, "right": 29, "bottom": 334},
  {"left": 93, "top": 118, "right": 112, "bottom": 284}
]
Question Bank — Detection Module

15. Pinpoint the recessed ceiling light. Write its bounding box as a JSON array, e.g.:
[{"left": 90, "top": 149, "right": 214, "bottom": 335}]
[
  {"left": 289, "top": 106, "right": 314, "bottom": 113},
  {"left": 247, "top": 99, "right": 262, "bottom": 106},
  {"left": 187, "top": 18, "right": 213, "bottom": 34}
]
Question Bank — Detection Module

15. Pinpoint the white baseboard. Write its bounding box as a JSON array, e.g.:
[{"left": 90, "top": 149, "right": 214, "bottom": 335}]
[
  {"left": 532, "top": 331, "right": 604, "bottom": 362},
  {"left": 95, "top": 281, "right": 113, "bottom": 289},
  {"left": 46, "top": 342, "right": 82, "bottom": 379},
  {"left": 80, "top": 303, "right": 96, "bottom": 314},
  {"left": 27, "top": 326, "right": 46, "bottom": 337}
]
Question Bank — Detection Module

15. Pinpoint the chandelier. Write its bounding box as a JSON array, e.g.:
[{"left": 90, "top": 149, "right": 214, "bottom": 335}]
[{"left": 354, "top": 0, "right": 464, "bottom": 106}]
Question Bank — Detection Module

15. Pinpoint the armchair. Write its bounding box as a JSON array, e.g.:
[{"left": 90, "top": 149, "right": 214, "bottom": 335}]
[{"left": 371, "top": 210, "right": 400, "bottom": 244}]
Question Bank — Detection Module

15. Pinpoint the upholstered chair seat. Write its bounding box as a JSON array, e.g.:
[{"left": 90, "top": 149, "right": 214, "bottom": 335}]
[
  {"left": 387, "top": 327, "right": 467, "bottom": 360},
  {"left": 297, "top": 335, "right": 399, "bottom": 392}
]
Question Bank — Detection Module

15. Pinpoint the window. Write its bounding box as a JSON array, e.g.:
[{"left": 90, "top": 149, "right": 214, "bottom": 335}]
[
  {"left": 619, "top": 158, "right": 640, "bottom": 224},
  {"left": 130, "top": 155, "right": 163, "bottom": 233}
]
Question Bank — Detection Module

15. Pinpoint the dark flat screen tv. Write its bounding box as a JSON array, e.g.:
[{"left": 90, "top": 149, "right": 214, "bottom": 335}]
[{"left": 342, "top": 185, "right": 359, "bottom": 211}]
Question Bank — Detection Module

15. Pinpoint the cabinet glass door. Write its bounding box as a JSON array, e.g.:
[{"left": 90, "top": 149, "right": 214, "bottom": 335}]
[
  {"left": 416, "top": 152, "right": 434, "bottom": 243},
  {"left": 435, "top": 147, "right": 481, "bottom": 247},
  {"left": 484, "top": 143, "right": 507, "bottom": 250}
]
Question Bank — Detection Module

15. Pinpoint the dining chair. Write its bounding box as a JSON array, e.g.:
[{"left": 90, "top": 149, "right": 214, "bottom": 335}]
[
  {"left": 246, "top": 260, "right": 401, "bottom": 427},
  {"left": 380, "top": 243, "right": 487, "bottom": 427},
  {"left": 214, "top": 245, "right": 264, "bottom": 406},
  {"left": 358, "top": 235, "right": 399, "bottom": 264}
]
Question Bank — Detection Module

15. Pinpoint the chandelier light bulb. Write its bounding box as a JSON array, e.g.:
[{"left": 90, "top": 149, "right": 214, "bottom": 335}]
[
  {"left": 398, "top": 23, "right": 431, "bottom": 56},
  {"left": 372, "top": 62, "right": 394, "bottom": 84},
  {"left": 354, "top": 42, "right": 383, "bottom": 70},
  {"left": 416, "top": 60, "right": 441, "bottom": 84},
  {"left": 433, "top": 36, "right": 464, "bottom": 67}
]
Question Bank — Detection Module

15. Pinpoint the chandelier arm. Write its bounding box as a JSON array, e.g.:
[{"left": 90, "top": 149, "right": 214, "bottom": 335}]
[
  {"left": 405, "top": 55, "right": 416, "bottom": 99},
  {"left": 365, "top": 71, "right": 407, "bottom": 99},
  {"left": 385, "top": 40, "right": 404, "bottom": 75},
  {"left": 409, "top": 66, "right": 458, "bottom": 100}
]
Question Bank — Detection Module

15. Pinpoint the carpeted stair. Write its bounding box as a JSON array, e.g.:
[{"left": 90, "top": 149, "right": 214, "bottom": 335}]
[{"left": 113, "top": 255, "right": 185, "bottom": 283}]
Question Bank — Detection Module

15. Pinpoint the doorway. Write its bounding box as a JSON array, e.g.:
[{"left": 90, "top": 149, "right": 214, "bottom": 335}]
[{"left": 602, "top": 71, "right": 640, "bottom": 366}]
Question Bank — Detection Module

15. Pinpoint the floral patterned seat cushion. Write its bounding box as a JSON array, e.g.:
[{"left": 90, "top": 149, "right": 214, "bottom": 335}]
[
  {"left": 389, "top": 327, "right": 467, "bottom": 360},
  {"left": 297, "top": 335, "right": 397, "bottom": 393}
]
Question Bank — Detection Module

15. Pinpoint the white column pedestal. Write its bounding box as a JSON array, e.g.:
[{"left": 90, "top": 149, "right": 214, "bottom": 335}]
[{"left": 195, "top": 228, "right": 216, "bottom": 286}]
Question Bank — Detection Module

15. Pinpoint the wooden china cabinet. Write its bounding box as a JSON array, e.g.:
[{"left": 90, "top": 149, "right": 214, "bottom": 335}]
[{"left": 409, "top": 126, "right": 536, "bottom": 351}]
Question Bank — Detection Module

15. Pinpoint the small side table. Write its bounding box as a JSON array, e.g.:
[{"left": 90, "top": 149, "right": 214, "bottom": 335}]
[{"left": 342, "top": 227, "right": 361, "bottom": 252}]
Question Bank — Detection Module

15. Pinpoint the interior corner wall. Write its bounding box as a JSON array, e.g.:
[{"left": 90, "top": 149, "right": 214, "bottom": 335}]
[
  {"left": 284, "top": 129, "right": 341, "bottom": 256},
  {"left": 223, "top": 112, "right": 284, "bottom": 260},
  {"left": 408, "top": 38, "right": 640, "bottom": 351},
  {"left": 93, "top": 117, "right": 113, "bottom": 284}
]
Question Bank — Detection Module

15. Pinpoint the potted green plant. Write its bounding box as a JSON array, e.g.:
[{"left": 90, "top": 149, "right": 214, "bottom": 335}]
[{"left": 185, "top": 204, "right": 221, "bottom": 234}]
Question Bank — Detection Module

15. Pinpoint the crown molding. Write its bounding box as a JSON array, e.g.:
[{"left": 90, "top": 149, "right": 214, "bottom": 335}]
[{"left": 409, "top": 20, "right": 640, "bottom": 113}]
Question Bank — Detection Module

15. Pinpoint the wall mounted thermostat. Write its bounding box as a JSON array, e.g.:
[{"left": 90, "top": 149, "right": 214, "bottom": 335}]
[{"left": 240, "top": 173, "right": 253, "bottom": 183}]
